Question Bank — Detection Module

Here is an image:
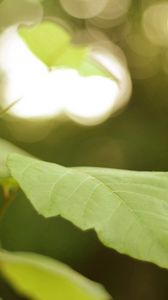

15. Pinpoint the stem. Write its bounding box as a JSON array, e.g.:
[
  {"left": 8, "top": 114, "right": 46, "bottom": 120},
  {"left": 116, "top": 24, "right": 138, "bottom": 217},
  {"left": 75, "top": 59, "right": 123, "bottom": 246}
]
[
  {"left": 0, "top": 182, "right": 18, "bottom": 222},
  {"left": 0, "top": 99, "right": 20, "bottom": 117}
]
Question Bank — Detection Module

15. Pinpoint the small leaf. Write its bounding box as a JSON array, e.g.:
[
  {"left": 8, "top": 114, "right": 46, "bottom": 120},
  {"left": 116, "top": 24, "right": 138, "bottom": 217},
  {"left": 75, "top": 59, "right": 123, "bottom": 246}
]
[
  {"left": 19, "top": 21, "right": 111, "bottom": 78},
  {"left": 19, "top": 21, "right": 89, "bottom": 71},
  {"left": 78, "top": 58, "right": 115, "bottom": 79},
  {"left": 7, "top": 154, "right": 168, "bottom": 269},
  {"left": 0, "top": 251, "right": 111, "bottom": 300}
]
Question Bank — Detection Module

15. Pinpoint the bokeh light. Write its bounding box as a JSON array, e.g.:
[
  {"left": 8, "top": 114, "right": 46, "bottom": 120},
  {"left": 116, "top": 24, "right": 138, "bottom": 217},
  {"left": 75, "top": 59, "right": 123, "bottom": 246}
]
[
  {"left": 123, "top": 28, "right": 160, "bottom": 79},
  {"left": 65, "top": 74, "right": 120, "bottom": 124},
  {"left": 59, "top": 0, "right": 108, "bottom": 19},
  {"left": 90, "top": 43, "right": 132, "bottom": 111},
  {"left": 143, "top": 2, "right": 168, "bottom": 47},
  {"left": 0, "top": 27, "right": 63, "bottom": 118},
  {"left": 88, "top": 0, "right": 132, "bottom": 29},
  {"left": 0, "top": 26, "right": 132, "bottom": 125}
]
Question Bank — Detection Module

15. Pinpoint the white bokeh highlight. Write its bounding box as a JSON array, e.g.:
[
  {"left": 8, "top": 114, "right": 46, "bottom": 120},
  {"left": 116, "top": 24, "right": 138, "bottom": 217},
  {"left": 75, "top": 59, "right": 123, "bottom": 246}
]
[{"left": 0, "top": 27, "right": 132, "bottom": 125}]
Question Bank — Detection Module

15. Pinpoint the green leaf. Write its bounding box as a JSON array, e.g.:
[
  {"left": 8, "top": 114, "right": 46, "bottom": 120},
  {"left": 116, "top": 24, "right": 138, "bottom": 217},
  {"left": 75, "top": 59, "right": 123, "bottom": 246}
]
[
  {"left": 0, "top": 251, "right": 110, "bottom": 300},
  {"left": 19, "top": 21, "right": 89, "bottom": 68},
  {"left": 0, "top": 139, "right": 29, "bottom": 178},
  {"left": 19, "top": 21, "right": 112, "bottom": 78},
  {"left": 78, "top": 58, "right": 114, "bottom": 79},
  {"left": 7, "top": 154, "right": 168, "bottom": 269}
]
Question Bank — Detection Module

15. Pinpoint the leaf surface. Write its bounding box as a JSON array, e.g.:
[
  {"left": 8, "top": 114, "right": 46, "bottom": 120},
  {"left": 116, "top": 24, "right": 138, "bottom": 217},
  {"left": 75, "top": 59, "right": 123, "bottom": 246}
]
[
  {"left": 0, "top": 139, "right": 28, "bottom": 178},
  {"left": 7, "top": 154, "right": 168, "bottom": 268},
  {"left": 0, "top": 251, "right": 110, "bottom": 300},
  {"left": 19, "top": 21, "right": 111, "bottom": 78}
]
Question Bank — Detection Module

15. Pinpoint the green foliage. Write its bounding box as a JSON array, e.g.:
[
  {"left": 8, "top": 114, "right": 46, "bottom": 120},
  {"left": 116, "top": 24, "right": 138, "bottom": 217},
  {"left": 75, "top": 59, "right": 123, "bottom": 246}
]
[
  {"left": 0, "top": 139, "right": 28, "bottom": 178},
  {"left": 19, "top": 21, "right": 73, "bottom": 68},
  {"left": 19, "top": 21, "right": 111, "bottom": 78},
  {"left": 0, "top": 251, "right": 110, "bottom": 300},
  {"left": 6, "top": 153, "right": 168, "bottom": 269},
  {"left": 0, "top": 0, "right": 168, "bottom": 299}
]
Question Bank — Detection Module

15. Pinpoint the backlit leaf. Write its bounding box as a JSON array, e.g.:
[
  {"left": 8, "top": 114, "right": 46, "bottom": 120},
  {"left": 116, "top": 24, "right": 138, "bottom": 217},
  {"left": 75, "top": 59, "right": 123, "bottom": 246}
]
[
  {"left": 7, "top": 154, "right": 168, "bottom": 269},
  {"left": 0, "top": 139, "right": 28, "bottom": 178},
  {"left": 19, "top": 21, "right": 71, "bottom": 68},
  {"left": 19, "top": 21, "right": 111, "bottom": 78}
]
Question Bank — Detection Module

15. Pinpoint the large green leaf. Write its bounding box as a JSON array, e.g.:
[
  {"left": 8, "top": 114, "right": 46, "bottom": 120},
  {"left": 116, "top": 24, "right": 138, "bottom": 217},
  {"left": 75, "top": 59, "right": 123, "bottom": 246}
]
[
  {"left": 7, "top": 154, "right": 168, "bottom": 269},
  {"left": 0, "top": 251, "right": 110, "bottom": 300},
  {"left": 0, "top": 139, "right": 28, "bottom": 178}
]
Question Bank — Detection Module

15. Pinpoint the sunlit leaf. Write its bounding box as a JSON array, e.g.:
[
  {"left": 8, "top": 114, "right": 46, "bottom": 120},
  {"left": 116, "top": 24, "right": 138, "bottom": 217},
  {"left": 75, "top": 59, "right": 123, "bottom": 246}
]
[
  {"left": 19, "top": 21, "right": 111, "bottom": 78},
  {"left": 19, "top": 21, "right": 89, "bottom": 70},
  {"left": 7, "top": 154, "right": 168, "bottom": 269},
  {"left": 42, "top": 0, "right": 75, "bottom": 23},
  {"left": 0, "top": 251, "right": 110, "bottom": 300},
  {"left": 19, "top": 21, "right": 71, "bottom": 68},
  {"left": 0, "top": 139, "right": 28, "bottom": 178}
]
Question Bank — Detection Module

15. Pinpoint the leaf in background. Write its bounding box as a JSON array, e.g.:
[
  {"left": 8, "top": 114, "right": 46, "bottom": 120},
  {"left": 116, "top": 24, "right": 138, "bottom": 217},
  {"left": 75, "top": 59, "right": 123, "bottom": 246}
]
[
  {"left": 7, "top": 154, "right": 168, "bottom": 269},
  {"left": 0, "top": 251, "right": 111, "bottom": 300},
  {"left": 19, "top": 21, "right": 88, "bottom": 68},
  {"left": 19, "top": 21, "right": 111, "bottom": 78},
  {"left": 0, "top": 140, "right": 28, "bottom": 211}
]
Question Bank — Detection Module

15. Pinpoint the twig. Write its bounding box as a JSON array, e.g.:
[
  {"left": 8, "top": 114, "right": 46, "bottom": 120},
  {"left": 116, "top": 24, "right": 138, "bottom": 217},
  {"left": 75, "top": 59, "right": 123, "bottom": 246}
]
[{"left": 0, "top": 99, "right": 20, "bottom": 117}]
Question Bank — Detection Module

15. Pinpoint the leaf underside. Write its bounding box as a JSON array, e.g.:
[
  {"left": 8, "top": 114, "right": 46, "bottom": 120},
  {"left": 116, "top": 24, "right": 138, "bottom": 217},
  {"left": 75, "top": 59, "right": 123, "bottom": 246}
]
[
  {"left": 0, "top": 138, "right": 29, "bottom": 178},
  {"left": 7, "top": 154, "right": 168, "bottom": 269}
]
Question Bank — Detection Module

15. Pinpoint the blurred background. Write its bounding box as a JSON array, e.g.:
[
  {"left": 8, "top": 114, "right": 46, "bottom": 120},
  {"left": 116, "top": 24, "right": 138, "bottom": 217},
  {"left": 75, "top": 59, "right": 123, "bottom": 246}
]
[{"left": 0, "top": 0, "right": 168, "bottom": 299}]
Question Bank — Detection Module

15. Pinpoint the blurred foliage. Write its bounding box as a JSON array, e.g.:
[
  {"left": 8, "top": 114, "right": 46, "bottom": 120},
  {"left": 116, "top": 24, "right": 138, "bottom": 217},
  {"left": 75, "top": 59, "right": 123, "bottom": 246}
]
[
  {"left": 0, "top": 251, "right": 110, "bottom": 300},
  {"left": 0, "top": 0, "right": 168, "bottom": 299}
]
